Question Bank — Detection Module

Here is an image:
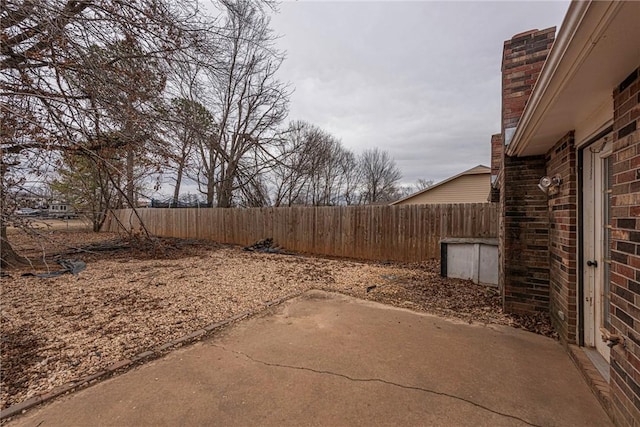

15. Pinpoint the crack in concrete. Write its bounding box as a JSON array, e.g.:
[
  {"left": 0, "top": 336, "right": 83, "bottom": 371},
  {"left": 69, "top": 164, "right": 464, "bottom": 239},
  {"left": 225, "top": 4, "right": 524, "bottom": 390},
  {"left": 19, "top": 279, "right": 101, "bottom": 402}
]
[{"left": 214, "top": 345, "right": 541, "bottom": 427}]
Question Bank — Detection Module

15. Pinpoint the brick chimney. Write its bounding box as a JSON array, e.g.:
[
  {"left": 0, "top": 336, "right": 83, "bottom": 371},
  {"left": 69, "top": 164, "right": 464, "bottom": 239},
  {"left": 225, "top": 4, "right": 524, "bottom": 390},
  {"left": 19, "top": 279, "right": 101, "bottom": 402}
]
[
  {"left": 498, "top": 27, "right": 556, "bottom": 316},
  {"left": 489, "top": 133, "right": 502, "bottom": 202},
  {"left": 490, "top": 133, "right": 502, "bottom": 177},
  {"left": 501, "top": 27, "right": 555, "bottom": 145}
]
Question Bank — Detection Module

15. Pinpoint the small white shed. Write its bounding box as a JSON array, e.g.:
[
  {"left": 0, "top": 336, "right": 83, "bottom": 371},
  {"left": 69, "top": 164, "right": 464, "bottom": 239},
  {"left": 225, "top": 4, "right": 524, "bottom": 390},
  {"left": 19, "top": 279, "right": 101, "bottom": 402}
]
[{"left": 440, "top": 237, "right": 498, "bottom": 286}]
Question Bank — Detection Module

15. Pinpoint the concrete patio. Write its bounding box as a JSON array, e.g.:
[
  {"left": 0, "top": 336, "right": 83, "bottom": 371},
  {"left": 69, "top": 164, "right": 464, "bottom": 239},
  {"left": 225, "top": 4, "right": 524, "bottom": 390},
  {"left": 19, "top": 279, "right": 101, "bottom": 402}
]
[{"left": 7, "top": 291, "right": 611, "bottom": 426}]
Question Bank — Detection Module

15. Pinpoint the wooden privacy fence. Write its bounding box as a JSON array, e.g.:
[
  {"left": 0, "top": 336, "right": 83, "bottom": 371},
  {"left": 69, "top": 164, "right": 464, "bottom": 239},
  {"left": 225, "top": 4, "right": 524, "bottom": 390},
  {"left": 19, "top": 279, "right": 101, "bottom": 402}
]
[{"left": 104, "top": 203, "right": 498, "bottom": 262}]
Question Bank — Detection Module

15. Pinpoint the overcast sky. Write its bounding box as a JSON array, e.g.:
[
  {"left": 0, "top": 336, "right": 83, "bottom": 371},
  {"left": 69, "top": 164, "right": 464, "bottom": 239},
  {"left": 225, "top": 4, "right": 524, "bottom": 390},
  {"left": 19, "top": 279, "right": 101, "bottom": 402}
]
[{"left": 268, "top": 1, "right": 570, "bottom": 185}]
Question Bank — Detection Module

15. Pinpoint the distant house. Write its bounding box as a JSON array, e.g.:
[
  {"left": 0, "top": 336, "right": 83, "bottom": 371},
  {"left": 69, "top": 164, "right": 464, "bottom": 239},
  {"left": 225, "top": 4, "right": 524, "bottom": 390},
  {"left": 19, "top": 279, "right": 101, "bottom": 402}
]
[
  {"left": 48, "top": 201, "right": 74, "bottom": 218},
  {"left": 391, "top": 165, "right": 491, "bottom": 205}
]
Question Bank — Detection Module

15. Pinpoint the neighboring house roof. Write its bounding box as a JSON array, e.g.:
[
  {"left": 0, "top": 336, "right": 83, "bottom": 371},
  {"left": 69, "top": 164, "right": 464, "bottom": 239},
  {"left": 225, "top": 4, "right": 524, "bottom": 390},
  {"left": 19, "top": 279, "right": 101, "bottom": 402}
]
[
  {"left": 507, "top": 1, "right": 640, "bottom": 157},
  {"left": 391, "top": 165, "right": 491, "bottom": 205}
]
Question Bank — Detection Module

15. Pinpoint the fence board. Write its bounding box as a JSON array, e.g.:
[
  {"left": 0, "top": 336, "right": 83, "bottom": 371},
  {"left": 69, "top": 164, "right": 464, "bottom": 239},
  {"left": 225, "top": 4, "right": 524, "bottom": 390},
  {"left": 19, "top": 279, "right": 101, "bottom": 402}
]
[{"left": 105, "top": 203, "right": 498, "bottom": 262}]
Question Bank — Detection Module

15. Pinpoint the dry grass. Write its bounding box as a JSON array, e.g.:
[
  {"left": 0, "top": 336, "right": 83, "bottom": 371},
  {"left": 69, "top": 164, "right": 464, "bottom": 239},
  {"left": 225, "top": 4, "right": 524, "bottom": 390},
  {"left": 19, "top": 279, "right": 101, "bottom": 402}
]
[
  {"left": 0, "top": 228, "right": 555, "bottom": 410},
  {"left": 7, "top": 218, "right": 93, "bottom": 233}
]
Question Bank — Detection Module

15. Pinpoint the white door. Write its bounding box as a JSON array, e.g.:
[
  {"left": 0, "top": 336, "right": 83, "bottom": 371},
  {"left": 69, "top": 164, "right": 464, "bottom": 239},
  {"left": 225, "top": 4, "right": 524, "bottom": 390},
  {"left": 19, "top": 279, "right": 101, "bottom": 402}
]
[{"left": 582, "top": 135, "right": 613, "bottom": 361}]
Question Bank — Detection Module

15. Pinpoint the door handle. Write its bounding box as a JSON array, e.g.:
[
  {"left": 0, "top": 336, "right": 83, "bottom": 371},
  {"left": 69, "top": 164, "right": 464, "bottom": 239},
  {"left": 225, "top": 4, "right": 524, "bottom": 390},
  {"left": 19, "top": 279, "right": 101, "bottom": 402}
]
[{"left": 587, "top": 260, "right": 598, "bottom": 267}]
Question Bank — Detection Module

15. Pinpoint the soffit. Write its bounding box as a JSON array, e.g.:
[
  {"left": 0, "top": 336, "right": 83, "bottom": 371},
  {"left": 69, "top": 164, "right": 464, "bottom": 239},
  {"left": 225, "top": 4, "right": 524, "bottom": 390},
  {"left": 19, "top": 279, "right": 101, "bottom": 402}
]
[{"left": 510, "top": 1, "right": 640, "bottom": 157}]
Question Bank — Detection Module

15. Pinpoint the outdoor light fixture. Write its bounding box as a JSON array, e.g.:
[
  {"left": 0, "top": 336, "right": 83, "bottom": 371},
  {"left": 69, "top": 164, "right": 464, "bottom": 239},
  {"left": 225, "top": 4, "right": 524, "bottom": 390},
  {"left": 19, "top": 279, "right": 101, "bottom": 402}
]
[{"left": 538, "top": 175, "right": 562, "bottom": 194}]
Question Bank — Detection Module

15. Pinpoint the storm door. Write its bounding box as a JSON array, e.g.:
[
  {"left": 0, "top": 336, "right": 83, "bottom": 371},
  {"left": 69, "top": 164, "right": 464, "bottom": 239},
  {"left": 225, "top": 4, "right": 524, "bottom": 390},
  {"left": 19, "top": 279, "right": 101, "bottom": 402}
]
[{"left": 582, "top": 134, "right": 613, "bottom": 362}]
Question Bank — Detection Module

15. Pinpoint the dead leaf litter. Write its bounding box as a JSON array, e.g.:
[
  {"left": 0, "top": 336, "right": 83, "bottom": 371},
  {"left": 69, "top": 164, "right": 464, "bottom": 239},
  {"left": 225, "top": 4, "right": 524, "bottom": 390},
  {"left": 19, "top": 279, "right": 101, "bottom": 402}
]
[{"left": 1, "top": 230, "right": 556, "bottom": 410}]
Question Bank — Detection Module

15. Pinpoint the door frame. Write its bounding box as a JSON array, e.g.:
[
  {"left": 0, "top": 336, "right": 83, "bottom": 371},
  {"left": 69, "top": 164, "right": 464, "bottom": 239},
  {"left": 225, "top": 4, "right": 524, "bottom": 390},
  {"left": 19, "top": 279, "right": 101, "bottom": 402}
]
[
  {"left": 577, "top": 125, "right": 613, "bottom": 348},
  {"left": 576, "top": 126, "right": 612, "bottom": 359}
]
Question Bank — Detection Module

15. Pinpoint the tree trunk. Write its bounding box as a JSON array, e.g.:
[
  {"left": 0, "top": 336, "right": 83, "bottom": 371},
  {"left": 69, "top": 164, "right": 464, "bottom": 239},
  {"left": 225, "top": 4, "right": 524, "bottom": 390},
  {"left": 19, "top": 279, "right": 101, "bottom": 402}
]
[
  {"left": 207, "top": 178, "right": 215, "bottom": 206},
  {"left": 1, "top": 223, "right": 28, "bottom": 269},
  {"left": 173, "top": 161, "right": 184, "bottom": 205},
  {"left": 217, "top": 182, "right": 233, "bottom": 208},
  {"left": 126, "top": 147, "right": 135, "bottom": 205},
  {"left": 207, "top": 139, "right": 217, "bottom": 206},
  {"left": 217, "top": 163, "right": 236, "bottom": 208},
  {"left": 173, "top": 139, "right": 190, "bottom": 205},
  {"left": 1, "top": 148, "right": 28, "bottom": 268}
]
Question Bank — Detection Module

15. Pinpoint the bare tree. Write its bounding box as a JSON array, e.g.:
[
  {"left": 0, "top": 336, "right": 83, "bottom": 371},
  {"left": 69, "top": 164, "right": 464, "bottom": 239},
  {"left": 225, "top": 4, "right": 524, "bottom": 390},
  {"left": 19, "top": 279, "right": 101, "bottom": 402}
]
[
  {"left": 0, "top": 0, "right": 207, "bottom": 266},
  {"left": 396, "top": 178, "right": 435, "bottom": 199},
  {"left": 303, "top": 133, "right": 350, "bottom": 206},
  {"left": 161, "top": 56, "right": 216, "bottom": 205},
  {"left": 164, "top": 97, "right": 214, "bottom": 204},
  {"left": 195, "top": 0, "right": 289, "bottom": 207},
  {"left": 64, "top": 37, "right": 168, "bottom": 204},
  {"left": 340, "top": 150, "right": 362, "bottom": 205},
  {"left": 270, "top": 121, "right": 315, "bottom": 206},
  {"left": 359, "top": 148, "right": 402, "bottom": 204},
  {"left": 270, "top": 121, "right": 356, "bottom": 206},
  {"left": 1, "top": 0, "right": 293, "bottom": 267},
  {"left": 415, "top": 178, "right": 435, "bottom": 191},
  {"left": 236, "top": 172, "right": 271, "bottom": 207}
]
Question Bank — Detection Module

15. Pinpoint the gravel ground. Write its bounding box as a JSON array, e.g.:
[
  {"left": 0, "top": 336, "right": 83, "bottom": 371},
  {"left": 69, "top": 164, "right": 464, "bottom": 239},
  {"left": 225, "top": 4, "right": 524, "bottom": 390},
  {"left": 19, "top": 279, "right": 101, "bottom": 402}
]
[{"left": 1, "top": 228, "right": 556, "bottom": 410}]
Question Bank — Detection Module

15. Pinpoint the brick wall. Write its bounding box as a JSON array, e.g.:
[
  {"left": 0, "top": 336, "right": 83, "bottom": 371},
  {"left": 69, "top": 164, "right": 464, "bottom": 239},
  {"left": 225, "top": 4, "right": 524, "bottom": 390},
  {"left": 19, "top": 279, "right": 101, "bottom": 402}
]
[
  {"left": 499, "top": 28, "right": 555, "bottom": 315},
  {"left": 609, "top": 67, "right": 640, "bottom": 427},
  {"left": 490, "top": 134, "right": 502, "bottom": 203},
  {"left": 545, "top": 132, "right": 578, "bottom": 344},
  {"left": 501, "top": 27, "right": 555, "bottom": 143},
  {"left": 491, "top": 133, "right": 503, "bottom": 176},
  {"left": 500, "top": 154, "right": 550, "bottom": 313}
]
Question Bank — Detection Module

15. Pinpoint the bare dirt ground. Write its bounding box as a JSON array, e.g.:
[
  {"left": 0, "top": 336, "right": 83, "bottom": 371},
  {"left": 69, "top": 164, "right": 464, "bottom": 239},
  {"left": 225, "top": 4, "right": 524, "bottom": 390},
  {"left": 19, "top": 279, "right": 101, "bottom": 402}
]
[{"left": 0, "top": 221, "right": 556, "bottom": 410}]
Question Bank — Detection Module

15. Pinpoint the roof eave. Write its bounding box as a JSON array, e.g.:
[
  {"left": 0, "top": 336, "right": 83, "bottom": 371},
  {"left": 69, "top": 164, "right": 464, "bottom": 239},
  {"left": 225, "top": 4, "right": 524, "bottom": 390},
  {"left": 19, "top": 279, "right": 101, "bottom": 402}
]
[{"left": 506, "top": 1, "right": 623, "bottom": 158}]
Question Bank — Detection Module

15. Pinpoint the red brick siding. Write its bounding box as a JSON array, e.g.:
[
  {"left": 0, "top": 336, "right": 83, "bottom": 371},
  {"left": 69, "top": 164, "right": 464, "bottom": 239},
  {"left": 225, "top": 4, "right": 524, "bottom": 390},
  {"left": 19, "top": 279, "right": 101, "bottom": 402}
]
[
  {"left": 500, "top": 155, "right": 550, "bottom": 314},
  {"left": 491, "top": 133, "right": 503, "bottom": 176},
  {"left": 498, "top": 29, "right": 555, "bottom": 315},
  {"left": 490, "top": 134, "right": 503, "bottom": 203},
  {"left": 501, "top": 28, "right": 555, "bottom": 137},
  {"left": 610, "top": 67, "right": 640, "bottom": 427},
  {"left": 545, "top": 132, "right": 578, "bottom": 344}
]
